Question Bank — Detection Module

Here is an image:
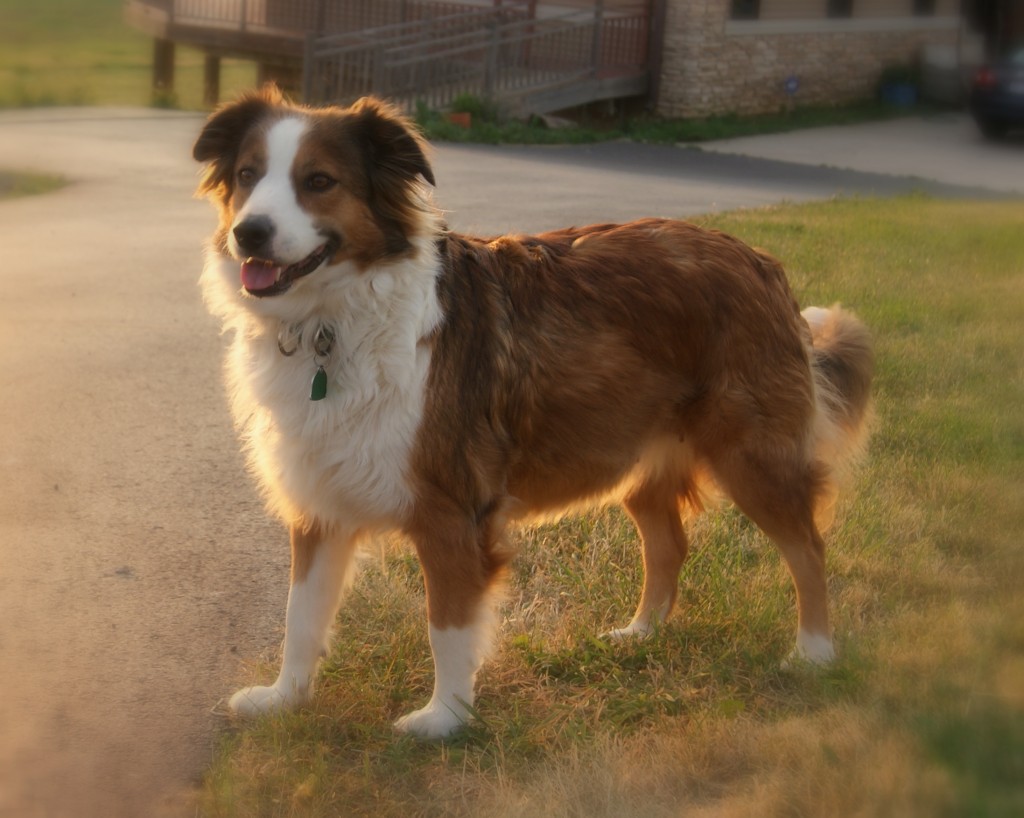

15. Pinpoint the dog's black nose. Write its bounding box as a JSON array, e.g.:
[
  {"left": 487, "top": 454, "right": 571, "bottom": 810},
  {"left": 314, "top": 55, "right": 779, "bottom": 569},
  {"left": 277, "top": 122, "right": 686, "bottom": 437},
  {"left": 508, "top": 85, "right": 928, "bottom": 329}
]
[{"left": 233, "top": 216, "right": 275, "bottom": 256}]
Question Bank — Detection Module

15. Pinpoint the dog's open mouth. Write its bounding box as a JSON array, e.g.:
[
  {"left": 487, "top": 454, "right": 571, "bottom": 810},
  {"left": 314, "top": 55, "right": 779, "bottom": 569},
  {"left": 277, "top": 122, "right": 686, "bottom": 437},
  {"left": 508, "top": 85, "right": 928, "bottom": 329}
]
[{"left": 240, "top": 240, "right": 338, "bottom": 297}]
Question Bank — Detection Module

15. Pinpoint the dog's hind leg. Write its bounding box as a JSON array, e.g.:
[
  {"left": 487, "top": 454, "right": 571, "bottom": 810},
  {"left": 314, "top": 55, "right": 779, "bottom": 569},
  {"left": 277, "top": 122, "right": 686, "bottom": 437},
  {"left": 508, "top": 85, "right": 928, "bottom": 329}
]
[
  {"left": 605, "top": 475, "right": 690, "bottom": 639},
  {"left": 395, "top": 500, "right": 511, "bottom": 739},
  {"left": 713, "top": 449, "right": 835, "bottom": 664},
  {"left": 229, "top": 520, "right": 359, "bottom": 717}
]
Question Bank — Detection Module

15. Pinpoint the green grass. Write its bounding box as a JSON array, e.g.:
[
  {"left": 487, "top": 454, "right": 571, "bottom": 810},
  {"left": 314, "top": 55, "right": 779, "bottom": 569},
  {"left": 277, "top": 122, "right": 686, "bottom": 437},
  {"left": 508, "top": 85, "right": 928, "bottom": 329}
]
[
  {"left": 416, "top": 96, "right": 933, "bottom": 146},
  {"left": 200, "top": 197, "right": 1024, "bottom": 817},
  {"left": 0, "top": 0, "right": 256, "bottom": 109},
  {"left": 0, "top": 169, "right": 65, "bottom": 199}
]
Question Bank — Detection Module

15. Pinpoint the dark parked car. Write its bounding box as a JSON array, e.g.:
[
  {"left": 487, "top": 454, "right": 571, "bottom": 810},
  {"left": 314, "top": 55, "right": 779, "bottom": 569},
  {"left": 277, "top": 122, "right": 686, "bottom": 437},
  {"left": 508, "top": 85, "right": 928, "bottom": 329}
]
[{"left": 970, "top": 46, "right": 1024, "bottom": 139}]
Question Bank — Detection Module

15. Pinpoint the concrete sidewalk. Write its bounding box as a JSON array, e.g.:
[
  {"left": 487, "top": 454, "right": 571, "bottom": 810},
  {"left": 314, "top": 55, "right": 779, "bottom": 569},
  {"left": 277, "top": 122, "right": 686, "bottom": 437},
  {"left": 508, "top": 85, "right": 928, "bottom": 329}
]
[{"left": 696, "top": 111, "right": 1024, "bottom": 195}]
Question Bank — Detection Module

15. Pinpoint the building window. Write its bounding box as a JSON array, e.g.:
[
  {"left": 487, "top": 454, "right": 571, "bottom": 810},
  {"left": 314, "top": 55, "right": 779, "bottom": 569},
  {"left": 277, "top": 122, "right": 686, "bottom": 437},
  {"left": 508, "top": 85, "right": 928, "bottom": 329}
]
[
  {"left": 827, "top": 0, "right": 853, "bottom": 18},
  {"left": 913, "top": 0, "right": 936, "bottom": 14},
  {"left": 730, "top": 0, "right": 760, "bottom": 21}
]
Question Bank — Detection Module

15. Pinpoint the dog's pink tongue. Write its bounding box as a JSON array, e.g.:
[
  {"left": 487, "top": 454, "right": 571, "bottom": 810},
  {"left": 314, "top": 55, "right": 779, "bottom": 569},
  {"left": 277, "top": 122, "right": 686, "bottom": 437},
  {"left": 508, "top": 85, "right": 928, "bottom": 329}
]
[{"left": 240, "top": 259, "right": 282, "bottom": 292}]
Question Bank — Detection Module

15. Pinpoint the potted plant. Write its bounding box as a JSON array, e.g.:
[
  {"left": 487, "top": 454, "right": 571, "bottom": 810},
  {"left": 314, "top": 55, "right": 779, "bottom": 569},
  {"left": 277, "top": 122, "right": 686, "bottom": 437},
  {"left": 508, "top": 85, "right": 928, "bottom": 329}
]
[{"left": 878, "top": 63, "right": 920, "bottom": 107}]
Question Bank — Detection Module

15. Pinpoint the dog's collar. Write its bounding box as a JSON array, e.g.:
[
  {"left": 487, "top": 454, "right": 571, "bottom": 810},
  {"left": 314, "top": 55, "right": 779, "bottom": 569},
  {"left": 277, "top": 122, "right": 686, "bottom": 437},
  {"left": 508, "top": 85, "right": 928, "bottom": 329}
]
[{"left": 277, "top": 324, "right": 335, "bottom": 401}]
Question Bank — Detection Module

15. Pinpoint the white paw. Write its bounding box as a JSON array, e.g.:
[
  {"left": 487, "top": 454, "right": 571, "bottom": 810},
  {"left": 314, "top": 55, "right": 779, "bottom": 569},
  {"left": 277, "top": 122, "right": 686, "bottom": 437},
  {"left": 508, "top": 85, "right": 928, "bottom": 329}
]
[
  {"left": 393, "top": 700, "right": 469, "bottom": 740},
  {"left": 228, "top": 684, "right": 295, "bottom": 718},
  {"left": 782, "top": 630, "right": 835, "bottom": 668},
  {"left": 602, "top": 616, "right": 660, "bottom": 640}
]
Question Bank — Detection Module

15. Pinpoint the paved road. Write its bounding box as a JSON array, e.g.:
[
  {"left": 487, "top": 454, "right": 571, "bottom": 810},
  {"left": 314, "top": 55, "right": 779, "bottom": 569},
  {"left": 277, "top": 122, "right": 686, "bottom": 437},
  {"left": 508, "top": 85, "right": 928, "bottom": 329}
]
[
  {"left": 697, "top": 111, "right": 1024, "bottom": 196},
  {"left": 0, "top": 107, "right": 1019, "bottom": 817}
]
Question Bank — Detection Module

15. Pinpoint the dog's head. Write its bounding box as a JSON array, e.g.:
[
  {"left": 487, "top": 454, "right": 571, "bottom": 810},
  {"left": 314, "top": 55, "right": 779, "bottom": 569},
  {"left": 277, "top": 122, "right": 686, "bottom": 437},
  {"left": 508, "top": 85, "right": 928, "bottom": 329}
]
[{"left": 193, "top": 86, "right": 435, "bottom": 300}]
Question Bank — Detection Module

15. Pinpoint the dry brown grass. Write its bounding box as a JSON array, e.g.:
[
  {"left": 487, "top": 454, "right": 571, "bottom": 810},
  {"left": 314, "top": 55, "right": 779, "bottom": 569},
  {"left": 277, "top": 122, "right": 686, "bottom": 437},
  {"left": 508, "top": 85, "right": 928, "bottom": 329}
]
[{"left": 202, "top": 197, "right": 1024, "bottom": 817}]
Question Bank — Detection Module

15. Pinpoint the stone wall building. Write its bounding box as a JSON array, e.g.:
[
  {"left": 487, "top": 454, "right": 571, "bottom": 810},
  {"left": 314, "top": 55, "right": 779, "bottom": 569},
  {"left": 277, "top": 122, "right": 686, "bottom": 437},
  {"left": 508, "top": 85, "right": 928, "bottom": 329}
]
[{"left": 655, "top": 0, "right": 964, "bottom": 118}]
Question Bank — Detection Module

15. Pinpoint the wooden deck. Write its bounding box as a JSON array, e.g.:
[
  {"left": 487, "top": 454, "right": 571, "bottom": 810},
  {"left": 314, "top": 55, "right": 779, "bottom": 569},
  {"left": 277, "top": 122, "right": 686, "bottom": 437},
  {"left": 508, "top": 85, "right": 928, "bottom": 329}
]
[
  {"left": 126, "top": 0, "right": 307, "bottom": 61},
  {"left": 125, "top": 0, "right": 652, "bottom": 112}
]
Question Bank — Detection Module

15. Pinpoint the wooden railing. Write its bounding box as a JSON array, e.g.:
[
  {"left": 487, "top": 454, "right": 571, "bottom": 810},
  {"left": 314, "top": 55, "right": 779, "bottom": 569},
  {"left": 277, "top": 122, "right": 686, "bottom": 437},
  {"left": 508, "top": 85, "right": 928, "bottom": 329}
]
[
  {"left": 303, "top": 1, "right": 649, "bottom": 112},
  {"left": 163, "top": 0, "right": 522, "bottom": 35},
  {"left": 127, "top": 1, "right": 650, "bottom": 112}
]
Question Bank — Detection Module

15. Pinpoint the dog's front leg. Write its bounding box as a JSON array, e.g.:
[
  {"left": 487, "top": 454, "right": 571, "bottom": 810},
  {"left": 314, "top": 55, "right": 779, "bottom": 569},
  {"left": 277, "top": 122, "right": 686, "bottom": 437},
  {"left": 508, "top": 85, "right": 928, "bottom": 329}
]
[
  {"left": 392, "top": 616, "right": 493, "bottom": 739},
  {"left": 229, "top": 521, "right": 358, "bottom": 717},
  {"left": 394, "top": 509, "right": 505, "bottom": 739}
]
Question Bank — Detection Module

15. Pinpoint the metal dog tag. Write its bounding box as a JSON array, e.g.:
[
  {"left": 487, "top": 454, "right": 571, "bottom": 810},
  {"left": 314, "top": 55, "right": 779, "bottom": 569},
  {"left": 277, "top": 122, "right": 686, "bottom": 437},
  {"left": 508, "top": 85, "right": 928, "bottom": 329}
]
[{"left": 310, "top": 366, "right": 328, "bottom": 401}]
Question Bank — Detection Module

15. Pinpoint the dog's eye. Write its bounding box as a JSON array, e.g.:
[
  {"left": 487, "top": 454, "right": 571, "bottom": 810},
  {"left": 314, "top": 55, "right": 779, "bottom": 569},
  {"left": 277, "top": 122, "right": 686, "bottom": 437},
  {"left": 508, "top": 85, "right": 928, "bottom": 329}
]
[
  {"left": 237, "top": 167, "right": 257, "bottom": 188},
  {"left": 305, "top": 173, "right": 337, "bottom": 193}
]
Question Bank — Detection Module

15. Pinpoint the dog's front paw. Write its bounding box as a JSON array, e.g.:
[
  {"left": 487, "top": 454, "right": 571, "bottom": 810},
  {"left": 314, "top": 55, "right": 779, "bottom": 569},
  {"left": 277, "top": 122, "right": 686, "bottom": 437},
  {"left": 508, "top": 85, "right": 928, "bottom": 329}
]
[
  {"left": 228, "top": 685, "right": 294, "bottom": 718},
  {"left": 781, "top": 630, "right": 835, "bottom": 669},
  {"left": 601, "top": 621, "right": 655, "bottom": 640},
  {"left": 393, "top": 701, "right": 468, "bottom": 740}
]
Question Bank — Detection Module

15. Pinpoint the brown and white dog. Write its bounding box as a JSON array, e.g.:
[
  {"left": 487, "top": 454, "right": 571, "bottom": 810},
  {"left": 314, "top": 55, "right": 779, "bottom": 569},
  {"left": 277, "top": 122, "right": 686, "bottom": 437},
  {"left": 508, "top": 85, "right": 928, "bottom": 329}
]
[{"left": 193, "top": 87, "right": 872, "bottom": 739}]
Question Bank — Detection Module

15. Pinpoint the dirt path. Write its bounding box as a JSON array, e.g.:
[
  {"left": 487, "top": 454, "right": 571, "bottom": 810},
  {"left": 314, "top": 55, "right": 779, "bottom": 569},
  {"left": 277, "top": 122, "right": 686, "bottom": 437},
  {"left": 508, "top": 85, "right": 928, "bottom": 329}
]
[{"left": 0, "top": 110, "right": 288, "bottom": 817}]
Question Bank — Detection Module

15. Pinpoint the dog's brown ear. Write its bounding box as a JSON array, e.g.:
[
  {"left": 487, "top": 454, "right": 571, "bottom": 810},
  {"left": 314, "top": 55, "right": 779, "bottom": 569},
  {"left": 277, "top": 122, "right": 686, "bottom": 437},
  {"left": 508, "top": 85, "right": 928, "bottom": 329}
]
[
  {"left": 193, "top": 84, "right": 285, "bottom": 197},
  {"left": 348, "top": 96, "right": 435, "bottom": 187}
]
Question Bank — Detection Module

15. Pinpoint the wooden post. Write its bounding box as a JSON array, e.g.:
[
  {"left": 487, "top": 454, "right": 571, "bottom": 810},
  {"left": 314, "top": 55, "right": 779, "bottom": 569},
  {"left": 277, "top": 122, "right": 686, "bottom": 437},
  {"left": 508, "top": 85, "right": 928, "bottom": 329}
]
[
  {"left": 646, "top": 0, "right": 667, "bottom": 112},
  {"left": 153, "top": 38, "right": 176, "bottom": 97},
  {"left": 590, "top": 0, "right": 605, "bottom": 78},
  {"left": 203, "top": 54, "right": 221, "bottom": 108},
  {"left": 484, "top": 18, "right": 499, "bottom": 100},
  {"left": 302, "top": 33, "right": 316, "bottom": 102},
  {"left": 313, "top": 0, "right": 325, "bottom": 34}
]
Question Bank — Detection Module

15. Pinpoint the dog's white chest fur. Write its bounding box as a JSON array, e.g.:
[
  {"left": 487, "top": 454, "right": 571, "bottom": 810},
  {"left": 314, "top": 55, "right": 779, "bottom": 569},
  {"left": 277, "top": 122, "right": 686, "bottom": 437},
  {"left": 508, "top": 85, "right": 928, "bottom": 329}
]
[{"left": 205, "top": 243, "right": 442, "bottom": 527}]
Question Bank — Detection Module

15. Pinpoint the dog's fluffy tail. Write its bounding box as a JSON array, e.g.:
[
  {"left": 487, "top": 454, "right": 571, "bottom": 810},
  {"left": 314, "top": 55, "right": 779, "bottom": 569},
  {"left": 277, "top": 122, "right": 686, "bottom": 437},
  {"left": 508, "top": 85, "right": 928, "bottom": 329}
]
[{"left": 803, "top": 305, "right": 874, "bottom": 530}]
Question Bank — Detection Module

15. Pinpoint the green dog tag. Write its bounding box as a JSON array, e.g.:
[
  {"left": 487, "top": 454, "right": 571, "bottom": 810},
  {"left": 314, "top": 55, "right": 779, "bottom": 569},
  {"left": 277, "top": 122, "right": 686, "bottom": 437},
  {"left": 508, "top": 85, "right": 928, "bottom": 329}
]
[{"left": 310, "top": 366, "right": 328, "bottom": 401}]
